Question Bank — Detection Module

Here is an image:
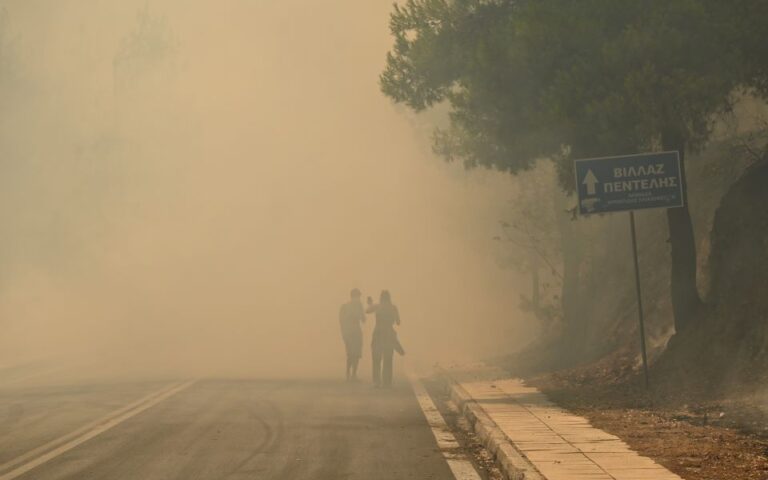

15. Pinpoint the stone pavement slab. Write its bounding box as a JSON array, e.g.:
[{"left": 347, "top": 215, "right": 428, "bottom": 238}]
[{"left": 447, "top": 365, "right": 682, "bottom": 480}]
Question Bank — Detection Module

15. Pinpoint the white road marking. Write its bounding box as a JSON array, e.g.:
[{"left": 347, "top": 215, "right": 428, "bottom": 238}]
[
  {"left": 0, "top": 380, "right": 196, "bottom": 480},
  {"left": 408, "top": 373, "right": 483, "bottom": 480}
]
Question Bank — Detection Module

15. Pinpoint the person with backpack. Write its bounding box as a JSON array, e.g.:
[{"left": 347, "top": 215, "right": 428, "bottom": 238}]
[{"left": 366, "top": 290, "right": 403, "bottom": 388}]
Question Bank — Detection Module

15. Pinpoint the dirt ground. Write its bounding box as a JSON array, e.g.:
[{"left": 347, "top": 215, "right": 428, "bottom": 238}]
[{"left": 528, "top": 353, "right": 768, "bottom": 480}]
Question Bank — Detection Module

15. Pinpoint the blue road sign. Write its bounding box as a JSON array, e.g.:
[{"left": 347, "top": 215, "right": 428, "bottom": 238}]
[{"left": 574, "top": 151, "right": 684, "bottom": 215}]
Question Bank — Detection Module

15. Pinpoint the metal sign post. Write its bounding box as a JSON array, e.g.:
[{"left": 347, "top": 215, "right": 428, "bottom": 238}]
[
  {"left": 574, "top": 151, "right": 685, "bottom": 389},
  {"left": 629, "top": 211, "right": 650, "bottom": 389}
]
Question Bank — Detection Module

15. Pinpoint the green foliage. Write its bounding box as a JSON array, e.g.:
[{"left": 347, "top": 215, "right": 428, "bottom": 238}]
[
  {"left": 382, "top": 0, "right": 557, "bottom": 174},
  {"left": 381, "top": 0, "right": 765, "bottom": 189}
]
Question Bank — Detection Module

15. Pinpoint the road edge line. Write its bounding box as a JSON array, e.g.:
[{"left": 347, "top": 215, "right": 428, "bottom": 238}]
[
  {"left": 406, "top": 372, "right": 483, "bottom": 480},
  {"left": 439, "top": 369, "right": 546, "bottom": 480}
]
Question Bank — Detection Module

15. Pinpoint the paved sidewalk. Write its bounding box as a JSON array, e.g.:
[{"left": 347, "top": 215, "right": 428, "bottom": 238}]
[{"left": 447, "top": 365, "right": 682, "bottom": 480}]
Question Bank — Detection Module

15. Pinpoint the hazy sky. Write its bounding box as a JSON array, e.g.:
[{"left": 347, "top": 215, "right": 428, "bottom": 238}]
[{"left": 0, "top": 1, "right": 533, "bottom": 378}]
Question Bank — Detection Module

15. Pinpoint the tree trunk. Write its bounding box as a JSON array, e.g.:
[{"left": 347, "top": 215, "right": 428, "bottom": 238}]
[
  {"left": 663, "top": 134, "right": 703, "bottom": 333},
  {"left": 554, "top": 190, "right": 582, "bottom": 354}
]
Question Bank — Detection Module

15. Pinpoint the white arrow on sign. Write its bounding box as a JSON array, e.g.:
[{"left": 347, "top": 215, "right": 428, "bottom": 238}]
[{"left": 583, "top": 169, "right": 599, "bottom": 196}]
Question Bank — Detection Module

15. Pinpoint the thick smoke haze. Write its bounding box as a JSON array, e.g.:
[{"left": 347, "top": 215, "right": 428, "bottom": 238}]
[{"left": 0, "top": 1, "right": 532, "bottom": 379}]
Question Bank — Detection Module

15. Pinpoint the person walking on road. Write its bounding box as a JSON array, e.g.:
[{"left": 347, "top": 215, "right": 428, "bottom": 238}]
[
  {"left": 339, "top": 288, "right": 366, "bottom": 381},
  {"left": 366, "top": 290, "right": 401, "bottom": 388}
]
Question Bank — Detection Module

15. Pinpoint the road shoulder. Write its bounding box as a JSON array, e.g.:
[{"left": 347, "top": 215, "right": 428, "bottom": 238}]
[{"left": 441, "top": 363, "right": 684, "bottom": 480}]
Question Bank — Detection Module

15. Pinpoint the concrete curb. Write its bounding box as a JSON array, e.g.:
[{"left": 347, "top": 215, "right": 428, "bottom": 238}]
[{"left": 444, "top": 373, "right": 545, "bottom": 480}]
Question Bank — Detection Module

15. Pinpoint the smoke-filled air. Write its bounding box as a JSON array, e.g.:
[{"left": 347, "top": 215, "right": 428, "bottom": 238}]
[
  {"left": 3, "top": 2, "right": 768, "bottom": 479},
  {"left": 0, "top": 1, "right": 528, "bottom": 379}
]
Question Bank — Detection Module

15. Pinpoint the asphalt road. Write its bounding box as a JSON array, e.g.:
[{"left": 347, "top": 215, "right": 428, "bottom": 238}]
[{"left": 0, "top": 375, "right": 465, "bottom": 480}]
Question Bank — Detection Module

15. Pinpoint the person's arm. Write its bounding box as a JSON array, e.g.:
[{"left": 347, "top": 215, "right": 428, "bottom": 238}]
[
  {"left": 394, "top": 306, "right": 401, "bottom": 326},
  {"left": 365, "top": 296, "right": 377, "bottom": 314},
  {"left": 357, "top": 303, "right": 366, "bottom": 324}
]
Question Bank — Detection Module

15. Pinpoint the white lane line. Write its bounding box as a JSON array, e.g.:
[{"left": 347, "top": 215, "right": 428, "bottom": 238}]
[
  {"left": 0, "top": 380, "right": 196, "bottom": 480},
  {"left": 0, "top": 380, "right": 188, "bottom": 473},
  {"left": 407, "top": 374, "right": 483, "bottom": 480}
]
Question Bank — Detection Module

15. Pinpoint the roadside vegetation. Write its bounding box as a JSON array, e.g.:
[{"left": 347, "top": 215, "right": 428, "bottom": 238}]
[{"left": 381, "top": 2, "right": 768, "bottom": 477}]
